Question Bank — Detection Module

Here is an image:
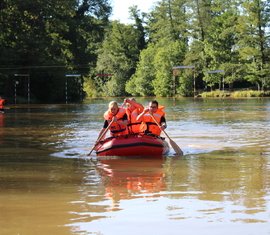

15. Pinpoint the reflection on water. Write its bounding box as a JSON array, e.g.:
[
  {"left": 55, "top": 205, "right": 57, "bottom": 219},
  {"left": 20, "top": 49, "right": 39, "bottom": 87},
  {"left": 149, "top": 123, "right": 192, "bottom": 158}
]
[
  {"left": 98, "top": 158, "right": 166, "bottom": 203},
  {"left": 68, "top": 155, "right": 270, "bottom": 235},
  {"left": 0, "top": 99, "right": 270, "bottom": 235}
]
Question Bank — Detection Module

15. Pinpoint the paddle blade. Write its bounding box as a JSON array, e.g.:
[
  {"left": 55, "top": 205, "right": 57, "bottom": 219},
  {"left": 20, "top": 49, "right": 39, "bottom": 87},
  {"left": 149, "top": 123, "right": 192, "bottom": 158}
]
[
  {"left": 169, "top": 139, "right": 183, "bottom": 156},
  {"left": 149, "top": 113, "right": 183, "bottom": 156}
]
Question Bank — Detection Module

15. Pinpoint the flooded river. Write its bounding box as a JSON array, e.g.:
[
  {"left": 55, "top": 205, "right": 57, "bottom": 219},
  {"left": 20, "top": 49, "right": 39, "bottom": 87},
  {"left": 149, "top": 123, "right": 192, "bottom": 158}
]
[{"left": 0, "top": 98, "right": 270, "bottom": 235}]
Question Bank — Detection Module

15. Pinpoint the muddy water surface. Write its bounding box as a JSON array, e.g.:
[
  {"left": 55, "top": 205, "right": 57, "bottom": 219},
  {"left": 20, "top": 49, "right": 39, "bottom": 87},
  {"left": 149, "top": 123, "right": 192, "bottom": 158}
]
[{"left": 0, "top": 98, "right": 270, "bottom": 235}]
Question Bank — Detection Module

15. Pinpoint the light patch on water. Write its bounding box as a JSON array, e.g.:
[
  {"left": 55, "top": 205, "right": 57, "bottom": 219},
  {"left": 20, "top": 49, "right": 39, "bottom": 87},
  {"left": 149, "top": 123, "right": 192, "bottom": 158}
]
[{"left": 67, "top": 195, "right": 270, "bottom": 235}]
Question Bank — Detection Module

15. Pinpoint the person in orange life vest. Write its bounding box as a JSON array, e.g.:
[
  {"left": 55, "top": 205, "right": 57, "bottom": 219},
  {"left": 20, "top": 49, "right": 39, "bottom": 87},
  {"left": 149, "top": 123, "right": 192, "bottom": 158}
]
[
  {"left": 136, "top": 100, "right": 167, "bottom": 136},
  {"left": 124, "top": 98, "right": 144, "bottom": 134},
  {"left": 0, "top": 96, "right": 6, "bottom": 113},
  {"left": 96, "top": 101, "right": 128, "bottom": 142}
]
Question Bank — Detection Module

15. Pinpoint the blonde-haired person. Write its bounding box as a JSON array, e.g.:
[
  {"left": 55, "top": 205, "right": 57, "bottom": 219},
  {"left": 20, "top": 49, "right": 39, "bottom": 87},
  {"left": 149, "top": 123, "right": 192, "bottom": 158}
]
[{"left": 96, "top": 101, "right": 128, "bottom": 142}]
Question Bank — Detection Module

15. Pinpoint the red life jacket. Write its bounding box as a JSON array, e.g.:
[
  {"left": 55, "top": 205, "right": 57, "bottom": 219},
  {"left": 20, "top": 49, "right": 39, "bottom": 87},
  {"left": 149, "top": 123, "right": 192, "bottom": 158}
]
[
  {"left": 104, "top": 107, "right": 128, "bottom": 136},
  {"left": 139, "top": 107, "right": 165, "bottom": 136}
]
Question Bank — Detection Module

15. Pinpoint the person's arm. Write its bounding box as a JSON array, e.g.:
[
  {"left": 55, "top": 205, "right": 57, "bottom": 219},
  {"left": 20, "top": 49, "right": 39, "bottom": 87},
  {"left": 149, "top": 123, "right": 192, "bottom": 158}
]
[
  {"left": 112, "top": 113, "right": 128, "bottom": 126},
  {"left": 135, "top": 103, "right": 144, "bottom": 113},
  {"left": 127, "top": 99, "right": 144, "bottom": 113},
  {"left": 96, "top": 120, "right": 108, "bottom": 142},
  {"left": 160, "top": 116, "right": 167, "bottom": 130},
  {"left": 124, "top": 98, "right": 144, "bottom": 114},
  {"left": 121, "top": 113, "right": 128, "bottom": 126},
  {"left": 136, "top": 107, "right": 149, "bottom": 121}
]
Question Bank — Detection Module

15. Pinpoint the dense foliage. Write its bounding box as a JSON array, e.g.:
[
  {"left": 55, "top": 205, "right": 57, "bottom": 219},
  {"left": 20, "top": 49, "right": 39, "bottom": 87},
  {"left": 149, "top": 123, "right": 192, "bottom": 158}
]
[
  {"left": 0, "top": 0, "right": 111, "bottom": 102},
  {"left": 1, "top": 0, "right": 270, "bottom": 102}
]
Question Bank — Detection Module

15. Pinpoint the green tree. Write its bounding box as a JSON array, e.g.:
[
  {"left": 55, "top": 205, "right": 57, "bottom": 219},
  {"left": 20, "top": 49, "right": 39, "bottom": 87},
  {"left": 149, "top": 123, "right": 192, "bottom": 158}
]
[
  {"left": 129, "top": 0, "right": 188, "bottom": 96},
  {"left": 236, "top": 0, "right": 270, "bottom": 90},
  {"left": 126, "top": 44, "right": 156, "bottom": 96},
  {"left": 93, "top": 21, "right": 142, "bottom": 96},
  {"left": 129, "top": 6, "right": 147, "bottom": 51},
  {"left": 185, "top": 0, "right": 240, "bottom": 91},
  {"left": 66, "top": 0, "right": 111, "bottom": 74},
  {"left": 153, "top": 40, "right": 186, "bottom": 96},
  {"left": 0, "top": 0, "right": 111, "bottom": 102}
]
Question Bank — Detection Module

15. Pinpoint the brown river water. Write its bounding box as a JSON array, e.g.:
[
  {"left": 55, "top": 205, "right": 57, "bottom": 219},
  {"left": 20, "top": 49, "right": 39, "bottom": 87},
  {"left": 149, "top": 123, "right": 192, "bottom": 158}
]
[{"left": 0, "top": 98, "right": 270, "bottom": 235}]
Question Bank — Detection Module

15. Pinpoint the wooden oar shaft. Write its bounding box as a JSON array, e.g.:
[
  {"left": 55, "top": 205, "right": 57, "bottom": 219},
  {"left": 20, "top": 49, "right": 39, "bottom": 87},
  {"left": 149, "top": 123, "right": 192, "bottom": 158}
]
[
  {"left": 88, "top": 103, "right": 125, "bottom": 156},
  {"left": 87, "top": 121, "right": 113, "bottom": 156},
  {"left": 150, "top": 113, "right": 183, "bottom": 156}
]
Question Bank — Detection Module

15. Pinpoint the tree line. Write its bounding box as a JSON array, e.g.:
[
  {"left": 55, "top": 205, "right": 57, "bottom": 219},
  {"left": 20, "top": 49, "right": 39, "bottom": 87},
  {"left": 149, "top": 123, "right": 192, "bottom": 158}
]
[{"left": 0, "top": 0, "right": 270, "bottom": 103}]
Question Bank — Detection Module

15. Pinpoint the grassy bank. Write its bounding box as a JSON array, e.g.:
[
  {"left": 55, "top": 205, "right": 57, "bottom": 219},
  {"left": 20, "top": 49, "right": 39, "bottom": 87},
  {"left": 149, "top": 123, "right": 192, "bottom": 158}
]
[{"left": 199, "top": 90, "right": 270, "bottom": 98}]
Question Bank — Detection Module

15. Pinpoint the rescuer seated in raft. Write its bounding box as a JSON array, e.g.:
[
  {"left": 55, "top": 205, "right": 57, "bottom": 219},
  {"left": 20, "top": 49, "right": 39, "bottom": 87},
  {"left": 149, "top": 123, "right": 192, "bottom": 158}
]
[
  {"left": 124, "top": 98, "right": 144, "bottom": 134},
  {"left": 136, "top": 100, "right": 167, "bottom": 137},
  {"left": 96, "top": 101, "right": 128, "bottom": 142}
]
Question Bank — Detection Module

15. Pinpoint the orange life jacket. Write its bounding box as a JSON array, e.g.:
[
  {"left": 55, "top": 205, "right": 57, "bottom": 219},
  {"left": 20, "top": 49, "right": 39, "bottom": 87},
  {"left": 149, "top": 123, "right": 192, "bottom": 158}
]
[
  {"left": 126, "top": 108, "right": 143, "bottom": 134},
  {"left": 139, "top": 107, "right": 165, "bottom": 136},
  {"left": 104, "top": 107, "right": 128, "bottom": 136},
  {"left": 0, "top": 99, "right": 5, "bottom": 109}
]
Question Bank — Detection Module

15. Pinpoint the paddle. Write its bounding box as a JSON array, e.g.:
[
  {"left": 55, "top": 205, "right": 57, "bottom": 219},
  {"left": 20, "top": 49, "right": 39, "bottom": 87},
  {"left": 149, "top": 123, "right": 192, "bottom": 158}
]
[
  {"left": 87, "top": 121, "right": 113, "bottom": 156},
  {"left": 88, "top": 102, "right": 126, "bottom": 156},
  {"left": 150, "top": 113, "right": 183, "bottom": 156}
]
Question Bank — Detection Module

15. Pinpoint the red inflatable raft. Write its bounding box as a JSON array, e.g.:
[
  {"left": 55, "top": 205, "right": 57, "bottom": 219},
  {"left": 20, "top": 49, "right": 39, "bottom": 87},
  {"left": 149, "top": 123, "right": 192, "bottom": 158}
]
[{"left": 95, "top": 134, "right": 170, "bottom": 157}]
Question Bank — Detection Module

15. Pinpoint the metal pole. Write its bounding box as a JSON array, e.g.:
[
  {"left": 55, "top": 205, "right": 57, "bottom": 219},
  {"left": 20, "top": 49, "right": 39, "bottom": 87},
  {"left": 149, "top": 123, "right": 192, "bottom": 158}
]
[
  {"left": 193, "top": 69, "right": 196, "bottom": 97},
  {"left": 65, "top": 74, "right": 81, "bottom": 103},
  {"left": 27, "top": 75, "right": 30, "bottom": 104},
  {"left": 172, "top": 75, "right": 176, "bottom": 96},
  {"left": 80, "top": 77, "right": 83, "bottom": 101},
  {"left": 65, "top": 76, "right": 68, "bottom": 104},
  {"left": 14, "top": 74, "right": 30, "bottom": 104},
  {"left": 222, "top": 74, "right": 225, "bottom": 91},
  {"left": 14, "top": 81, "right": 17, "bottom": 105}
]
